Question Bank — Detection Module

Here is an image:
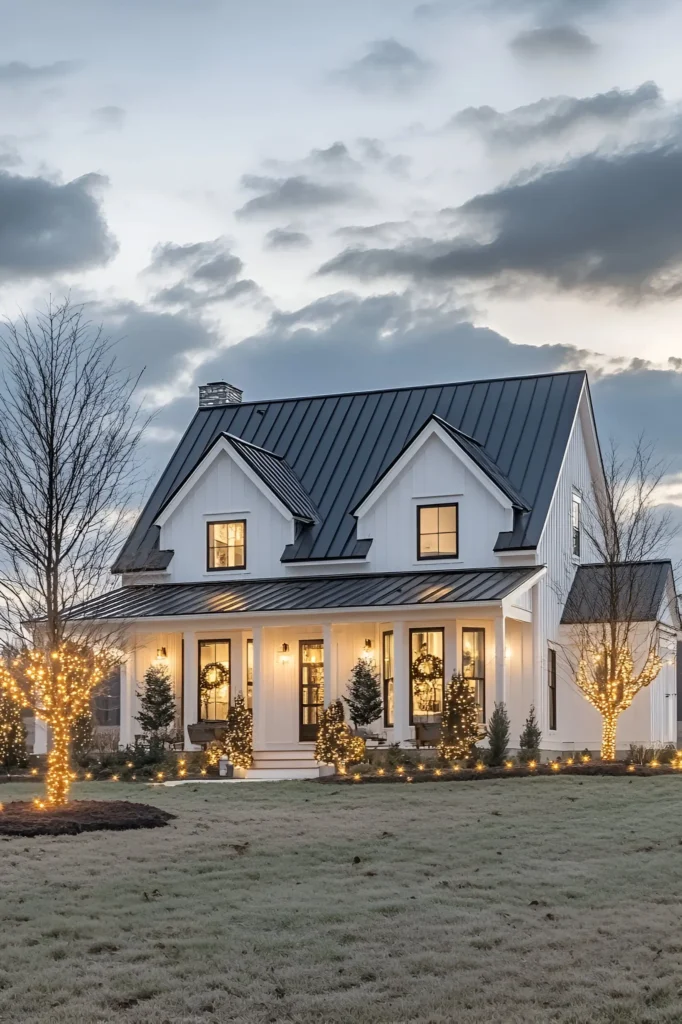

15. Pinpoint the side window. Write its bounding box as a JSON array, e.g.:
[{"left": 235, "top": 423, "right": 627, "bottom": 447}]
[
  {"left": 572, "top": 494, "right": 581, "bottom": 559},
  {"left": 548, "top": 647, "right": 557, "bottom": 731}
]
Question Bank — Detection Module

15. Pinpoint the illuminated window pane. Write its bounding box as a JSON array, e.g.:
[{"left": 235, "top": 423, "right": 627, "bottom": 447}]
[
  {"left": 383, "top": 631, "right": 394, "bottom": 728},
  {"left": 462, "top": 627, "right": 485, "bottom": 724},
  {"left": 198, "top": 639, "right": 231, "bottom": 720},
  {"left": 418, "top": 504, "right": 458, "bottom": 559},
  {"left": 208, "top": 520, "right": 246, "bottom": 570},
  {"left": 410, "top": 628, "right": 444, "bottom": 721}
]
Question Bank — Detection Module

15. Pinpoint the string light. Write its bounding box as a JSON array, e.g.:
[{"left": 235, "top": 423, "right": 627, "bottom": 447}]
[
  {"left": 475, "top": 761, "right": 485, "bottom": 772},
  {"left": 504, "top": 761, "right": 513, "bottom": 769},
  {"left": 418, "top": 764, "right": 425, "bottom": 771},
  {"left": 377, "top": 768, "right": 385, "bottom": 776},
  {"left": 649, "top": 759, "right": 659, "bottom": 768},
  {"left": 581, "top": 755, "right": 590, "bottom": 763},
  {"left": 156, "top": 772, "right": 164, "bottom": 780},
  {"left": 30, "top": 768, "right": 38, "bottom": 776},
  {"left": 225, "top": 693, "right": 253, "bottom": 770},
  {"left": 85, "top": 772, "right": 93, "bottom": 780},
  {"left": 551, "top": 762, "right": 560, "bottom": 771},
  {"left": 396, "top": 766, "right": 405, "bottom": 775},
  {"left": 0, "top": 644, "right": 105, "bottom": 805},
  {"left": 111, "top": 774, "right": 119, "bottom": 782},
  {"left": 353, "top": 772, "right": 361, "bottom": 781},
  {"left": 314, "top": 699, "right": 365, "bottom": 773},
  {"left": 576, "top": 642, "right": 662, "bottom": 760},
  {"left": 566, "top": 757, "right": 574, "bottom": 765},
  {"left": 434, "top": 768, "right": 442, "bottom": 776},
  {"left": 627, "top": 764, "right": 635, "bottom": 772},
  {"left": 528, "top": 760, "right": 537, "bottom": 770},
  {"left": 438, "top": 673, "right": 479, "bottom": 761}
]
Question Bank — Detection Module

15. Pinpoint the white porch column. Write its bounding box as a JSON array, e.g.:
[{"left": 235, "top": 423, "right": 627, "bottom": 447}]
[
  {"left": 495, "top": 614, "right": 508, "bottom": 706},
  {"left": 119, "top": 651, "right": 135, "bottom": 748},
  {"left": 252, "top": 625, "right": 266, "bottom": 750},
  {"left": 183, "top": 630, "right": 199, "bottom": 750},
  {"left": 33, "top": 717, "right": 48, "bottom": 755},
  {"left": 323, "top": 623, "right": 338, "bottom": 706},
  {"left": 392, "top": 621, "right": 411, "bottom": 745},
  {"left": 231, "top": 633, "right": 245, "bottom": 703},
  {"left": 445, "top": 619, "right": 458, "bottom": 685}
]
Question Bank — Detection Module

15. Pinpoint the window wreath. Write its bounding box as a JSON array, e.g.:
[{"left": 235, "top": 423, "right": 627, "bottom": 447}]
[
  {"left": 200, "top": 662, "right": 230, "bottom": 718},
  {"left": 411, "top": 646, "right": 443, "bottom": 714}
]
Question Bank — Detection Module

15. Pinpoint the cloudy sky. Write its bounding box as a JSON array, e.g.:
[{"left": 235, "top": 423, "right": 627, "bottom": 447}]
[{"left": 2, "top": 0, "right": 682, "bottom": 529}]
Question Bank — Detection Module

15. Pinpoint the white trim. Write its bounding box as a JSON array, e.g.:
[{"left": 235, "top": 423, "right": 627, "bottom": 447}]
[
  {"left": 154, "top": 437, "right": 294, "bottom": 527},
  {"left": 353, "top": 420, "right": 515, "bottom": 518}
]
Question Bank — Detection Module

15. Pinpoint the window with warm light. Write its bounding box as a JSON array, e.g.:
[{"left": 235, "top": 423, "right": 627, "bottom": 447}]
[
  {"left": 462, "top": 627, "right": 485, "bottom": 724},
  {"left": 246, "top": 638, "right": 253, "bottom": 710},
  {"left": 417, "top": 504, "right": 458, "bottom": 559},
  {"left": 198, "top": 639, "right": 230, "bottom": 720},
  {"left": 382, "top": 631, "right": 394, "bottom": 728},
  {"left": 207, "top": 520, "right": 246, "bottom": 570}
]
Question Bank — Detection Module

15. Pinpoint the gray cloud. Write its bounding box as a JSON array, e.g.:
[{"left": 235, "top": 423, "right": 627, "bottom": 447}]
[
  {"left": 334, "top": 221, "right": 413, "bottom": 242},
  {"left": 319, "top": 140, "right": 682, "bottom": 299},
  {"left": 451, "top": 82, "right": 661, "bottom": 147},
  {"left": 146, "top": 236, "right": 261, "bottom": 309},
  {"left": 510, "top": 24, "right": 597, "bottom": 57},
  {"left": 0, "top": 60, "right": 83, "bottom": 86},
  {"left": 236, "top": 174, "right": 368, "bottom": 219},
  {"left": 332, "top": 39, "right": 433, "bottom": 96},
  {"left": 0, "top": 138, "right": 21, "bottom": 168},
  {"left": 264, "top": 227, "right": 311, "bottom": 250},
  {"left": 90, "top": 105, "right": 126, "bottom": 131},
  {"left": 0, "top": 170, "right": 116, "bottom": 281}
]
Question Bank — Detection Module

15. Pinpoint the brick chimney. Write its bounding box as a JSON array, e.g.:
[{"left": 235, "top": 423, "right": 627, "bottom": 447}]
[{"left": 199, "top": 381, "right": 243, "bottom": 408}]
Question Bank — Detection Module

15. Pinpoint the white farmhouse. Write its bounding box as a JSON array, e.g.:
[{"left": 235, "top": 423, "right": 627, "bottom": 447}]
[{"left": 72, "top": 371, "right": 679, "bottom": 773}]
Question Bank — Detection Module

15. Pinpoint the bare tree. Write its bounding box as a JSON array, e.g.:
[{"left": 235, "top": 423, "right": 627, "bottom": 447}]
[
  {"left": 564, "top": 439, "right": 677, "bottom": 760},
  {"left": 0, "top": 298, "right": 145, "bottom": 803}
]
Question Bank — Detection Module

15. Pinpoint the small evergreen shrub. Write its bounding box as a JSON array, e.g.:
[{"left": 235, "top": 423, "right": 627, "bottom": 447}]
[
  {"left": 136, "top": 662, "right": 176, "bottom": 741},
  {"left": 486, "top": 702, "right": 510, "bottom": 767},
  {"left": 518, "top": 705, "right": 542, "bottom": 764}
]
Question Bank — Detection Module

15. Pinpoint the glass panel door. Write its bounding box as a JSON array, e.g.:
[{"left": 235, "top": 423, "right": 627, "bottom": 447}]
[
  {"left": 299, "top": 641, "right": 324, "bottom": 741},
  {"left": 382, "top": 631, "right": 394, "bottom": 727},
  {"left": 198, "top": 640, "right": 231, "bottom": 721},
  {"left": 409, "top": 628, "right": 444, "bottom": 723},
  {"left": 462, "top": 628, "right": 485, "bottom": 725}
]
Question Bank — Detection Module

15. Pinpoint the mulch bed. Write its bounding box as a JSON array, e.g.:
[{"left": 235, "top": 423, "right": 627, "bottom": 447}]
[
  {"left": 320, "top": 762, "right": 682, "bottom": 784},
  {"left": 0, "top": 800, "right": 176, "bottom": 838}
]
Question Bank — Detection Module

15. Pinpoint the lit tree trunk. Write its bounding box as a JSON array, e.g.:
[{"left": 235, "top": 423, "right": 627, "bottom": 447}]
[
  {"left": 601, "top": 709, "right": 618, "bottom": 761},
  {"left": 46, "top": 714, "right": 71, "bottom": 806}
]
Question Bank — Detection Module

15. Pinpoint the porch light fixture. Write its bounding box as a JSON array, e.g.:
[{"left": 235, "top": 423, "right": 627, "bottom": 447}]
[
  {"left": 361, "top": 639, "right": 374, "bottom": 661},
  {"left": 278, "top": 642, "right": 290, "bottom": 664},
  {"left": 155, "top": 646, "right": 168, "bottom": 665}
]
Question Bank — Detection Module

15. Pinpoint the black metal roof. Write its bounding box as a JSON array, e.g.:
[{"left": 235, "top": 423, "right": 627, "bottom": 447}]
[
  {"left": 561, "top": 561, "right": 679, "bottom": 626},
  {"left": 70, "top": 566, "right": 543, "bottom": 620},
  {"left": 114, "top": 370, "right": 587, "bottom": 572}
]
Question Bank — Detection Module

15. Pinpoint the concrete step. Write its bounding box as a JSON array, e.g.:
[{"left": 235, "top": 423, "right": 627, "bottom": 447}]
[
  {"left": 245, "top": 767, "right": 321, "bottom": 780},
  {"left": 253, "top": 758, "right": 320, "bottom": 770},
  {"left": 253, "top": 748, "right": 318, "bottom": 763}
]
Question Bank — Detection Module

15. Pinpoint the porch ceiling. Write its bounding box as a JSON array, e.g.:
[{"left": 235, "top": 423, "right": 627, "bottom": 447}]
[{"left": 67, "top": 566, "right": 543, "bottom": 621}]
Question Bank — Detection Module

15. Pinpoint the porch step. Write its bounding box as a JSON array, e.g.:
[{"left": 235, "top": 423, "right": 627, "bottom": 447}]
[
  {"left": 245, "top": 767, "right": 321, "bottom": 780},
  {"left": 249, "top": 746, "right": 322, "bottom": 779}
]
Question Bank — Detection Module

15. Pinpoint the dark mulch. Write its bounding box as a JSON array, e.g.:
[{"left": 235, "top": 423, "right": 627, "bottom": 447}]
[
  {"left": 320, "top": 762, "right": 682, "bottom": 784},
  {"left": 0, "top": 800, "right": 176, "bottom": 838}
]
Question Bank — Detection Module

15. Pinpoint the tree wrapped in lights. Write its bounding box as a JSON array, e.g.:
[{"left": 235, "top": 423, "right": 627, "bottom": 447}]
[
  {"left": 438, "top": 673, "right": 479, "bottom": 761},
  {"left": 0, "top": 299, "right": 144, "bottom": 805},
  {"left": 315, "top": 698, "right": 365, "bottom": 772},
  {"left": 0, "top": 644, "right": 107, "bottom": 804},
  {"left": 560, "top": 440, "right": 672, "bottom": 760},
  {"left": 576, "top": 641, "right": 661, "bottom": 761},
  {"left": 0, "top": 691, "right": 27, "bottom": 768},
  {"left": 226, "top": 693, "right": 253, "bottom": 769}
]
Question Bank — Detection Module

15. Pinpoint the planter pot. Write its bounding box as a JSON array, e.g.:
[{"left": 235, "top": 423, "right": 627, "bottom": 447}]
[{"left": 218, "top": 757, "right": 234, "bottom": 779}]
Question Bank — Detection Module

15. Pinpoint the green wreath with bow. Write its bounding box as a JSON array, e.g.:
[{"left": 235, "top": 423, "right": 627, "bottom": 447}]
[{"left": 412, "top": 648, "right": 443, "bottom": 714}]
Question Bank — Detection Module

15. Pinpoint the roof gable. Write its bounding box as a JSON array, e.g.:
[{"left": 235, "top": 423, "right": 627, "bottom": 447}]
[
  {"left": 561, "top": 561, "right": 681, "bottom": 628},
  {"left": 155, "top": 433, "right": 317, "bottom": 528},
  {"left": 114, "top": 370, "right": 588, "bottom": 572}
]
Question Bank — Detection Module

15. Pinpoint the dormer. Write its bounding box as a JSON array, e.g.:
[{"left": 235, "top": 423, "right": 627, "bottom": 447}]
[{"left": 352, "top": 416, "right": 531, "bottom": 572}]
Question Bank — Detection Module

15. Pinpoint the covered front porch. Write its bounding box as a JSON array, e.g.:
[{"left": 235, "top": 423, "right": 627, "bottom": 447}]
[{"left": 119, "top": 603, "right": 536, "bottom": 771}]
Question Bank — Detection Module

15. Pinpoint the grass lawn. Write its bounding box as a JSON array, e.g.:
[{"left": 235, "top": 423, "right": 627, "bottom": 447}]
[{"left": 1, "top": 777, "right": 682, "bottom": 1023}]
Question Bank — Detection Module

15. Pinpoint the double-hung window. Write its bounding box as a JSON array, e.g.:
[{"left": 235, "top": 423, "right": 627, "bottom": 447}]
[
  {"left": 571, "top": 495, "right": 581, "bottom": 560},
  {"left": 548, "top": 647, "right": 557, "bottom": 731}
]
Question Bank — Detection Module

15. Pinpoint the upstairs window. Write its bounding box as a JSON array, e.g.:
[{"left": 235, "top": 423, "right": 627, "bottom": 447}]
[
  {"left": 207, "top": 520, "right": 246, "bottom": 570},
  {"left": 417, "top": 503, "right": 458, "bottom": 560},
  {"left": 571, "top": 495, "right": 581, "bottom": 559}
]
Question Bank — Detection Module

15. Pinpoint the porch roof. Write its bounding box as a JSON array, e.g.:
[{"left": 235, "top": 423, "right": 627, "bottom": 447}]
[{"left": 67, "top": 566, "right": 543, "bottom": 621}]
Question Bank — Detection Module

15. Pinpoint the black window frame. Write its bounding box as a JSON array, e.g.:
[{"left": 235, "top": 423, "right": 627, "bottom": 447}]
[
  {"left": 409, "top": 626, "right": 445, "bottom": 725},
  {"left": 206, "top": 519, "right": 247, "bottom": 572},
  {"left": 246, "top": 637, "right": 254, "bottom": 711},
  {"left": 462, "top": 626, "right": 486, "bottom": 725},
  {"left": 548, "top": 646, "right": 557, "bottom": 732},
  {"left": 382, "top": 630, "right": 394, "bottom": 728},
  {"left": 417, "top": 503, "right": 459, "bottom": 561},
  {"left": 299, "top": 639, "right": 325, "bottom": 741},
  {"left": 571, "top": 495, "right": 581, "bottom": 560},
  {"left": 197, "top": 638, "right": 231, "bottom": 722}
]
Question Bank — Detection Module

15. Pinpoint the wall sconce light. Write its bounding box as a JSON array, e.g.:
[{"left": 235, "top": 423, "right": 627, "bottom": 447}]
[
  {"left": 155, "top": 647, "right": 168, "bottom": 665},
  {"left": 278, "top": 642, "right": 290, "bottom": 664},
  {"left": 505, "top": 645, "right": 512, "bottom": 661},
  {"left": 361, "top": 638, "right": 374, "bottom": 662}
]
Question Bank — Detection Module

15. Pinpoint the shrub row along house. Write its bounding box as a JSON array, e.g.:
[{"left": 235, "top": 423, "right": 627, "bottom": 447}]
[{"left": 68, "top": 371, "right": 679, "bottom": 775}]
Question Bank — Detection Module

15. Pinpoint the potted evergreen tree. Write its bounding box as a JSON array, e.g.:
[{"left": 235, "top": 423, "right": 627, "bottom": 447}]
[
  {"left": 518, "top": 705, "right": 542, "bottom": 764},
  {"left": 136, "top": 662, "right": 176, "bottom": 751},
  {"left": 343, "top": 658, "right": 383, "bottom": 735}
]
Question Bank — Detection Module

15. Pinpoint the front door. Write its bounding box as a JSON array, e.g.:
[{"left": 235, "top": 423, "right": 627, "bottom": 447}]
[{"left": 300, "top": 640, "right": 324, "bottom": 741}]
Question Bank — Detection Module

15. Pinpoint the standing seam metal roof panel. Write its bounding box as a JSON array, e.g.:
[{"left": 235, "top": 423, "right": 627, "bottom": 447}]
[{"left": 112, "top": 371, "right": 588, "bottom": 573}]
